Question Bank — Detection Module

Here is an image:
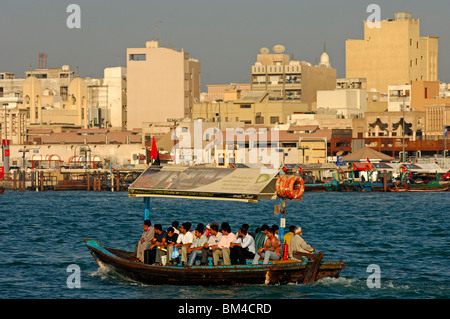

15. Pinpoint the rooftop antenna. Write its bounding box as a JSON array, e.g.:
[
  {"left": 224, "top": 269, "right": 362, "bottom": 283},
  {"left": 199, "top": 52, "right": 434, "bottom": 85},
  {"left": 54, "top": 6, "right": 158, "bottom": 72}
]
[
  {"left": 76, "top": 65, "right": 79, "bottom": 77},
  {"left": 155, "top": 20, "right": 163, "bottom": 43},
  {"left": 38, "top": 53, "right": 47, "bottom": 69}
]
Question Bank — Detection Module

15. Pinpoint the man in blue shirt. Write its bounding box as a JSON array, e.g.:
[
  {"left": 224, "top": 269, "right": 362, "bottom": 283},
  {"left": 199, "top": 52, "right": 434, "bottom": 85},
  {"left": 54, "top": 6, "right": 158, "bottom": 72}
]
[{"left": 230, "top": 227, "right": 256, "bottom": 265}]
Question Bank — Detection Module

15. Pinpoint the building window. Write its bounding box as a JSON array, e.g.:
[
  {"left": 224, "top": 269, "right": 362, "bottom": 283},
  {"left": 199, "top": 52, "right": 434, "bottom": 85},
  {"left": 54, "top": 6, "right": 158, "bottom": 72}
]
[
  {"left": 129, "top": 54, "right": 146, "bottom": 61},
  {"left": 240, "top": 104, "right": 251, "bottom": 108},
  {"left": 270, "top": 116, "right": 280, "bottom": 124},
  {"left": 255, "top": 116, "right": 264, "bottom": 124},
  {"left": 60, "top": 86, "right": 68, "bottom": 100}
]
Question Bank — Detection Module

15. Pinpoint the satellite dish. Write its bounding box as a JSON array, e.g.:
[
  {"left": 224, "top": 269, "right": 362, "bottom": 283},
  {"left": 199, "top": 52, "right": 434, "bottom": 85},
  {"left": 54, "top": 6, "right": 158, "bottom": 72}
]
[
  {"left": 260, "top": 47, "right": 269, "bottom": 54},
  {"left": 272, "top": 45, "right": 286, "bottom": 54},
  {"left": 372, "top": 95, "right": 378, "bottom": 102}
]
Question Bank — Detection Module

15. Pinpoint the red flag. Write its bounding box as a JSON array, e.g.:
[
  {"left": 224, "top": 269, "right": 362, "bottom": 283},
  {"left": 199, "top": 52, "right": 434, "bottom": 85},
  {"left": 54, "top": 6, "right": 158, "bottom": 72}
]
[
  {"left": 150, "top": 137, "right": 158, "bottom": 161},
  {"left": 367, "top": 157, "right": 370, "bottom": 163}
]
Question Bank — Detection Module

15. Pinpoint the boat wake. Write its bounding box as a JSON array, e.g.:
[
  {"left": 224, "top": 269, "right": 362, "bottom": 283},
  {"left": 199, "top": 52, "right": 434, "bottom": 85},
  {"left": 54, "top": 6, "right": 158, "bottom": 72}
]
[
  {"left": 89, "top": 266, "right": 141, "bottom": 286},
  {"left": 314, "top": 276, "right": 359, "bottom": 287}
]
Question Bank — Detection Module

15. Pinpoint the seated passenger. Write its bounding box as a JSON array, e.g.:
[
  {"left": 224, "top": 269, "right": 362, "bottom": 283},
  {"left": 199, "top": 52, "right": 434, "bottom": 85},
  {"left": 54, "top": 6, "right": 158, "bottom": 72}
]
[
  {"left": 252, "top": 228, "right": 281, "bottom": 265},
  {"left": 230, "top": 228, "right": 255, "bottom": 265},
  {"left": 187, "top": 225, "right": 208, "bottom": 266},
  {"left": 164, "top": 227, "right": 178, "bottom": 265},
  {"left": 283, "top": 225, "right": 296, "bottom": 246},
  {"left": 212, "top": 222, "right": 236, "bottom": 266},
  {"left": 254, "top": 224, "right": 269, "bottom": 251},
  {"left": 175, "top": 222, "right": 193, "bottom": 266},
  {"left": 171, "top": 221, "right": 180, "bottom": 234},
  {"left": 201, "top": 223, "right": 222, "bottom": 265},
  {"left": 149, "top": 224, "right": 167, "bottom": 265},
  {"left": 289, "top": 226, "right": 315, "bottom": 261},
  {"left": 136, "top": 220, "right": 154, "bottom": 262}
]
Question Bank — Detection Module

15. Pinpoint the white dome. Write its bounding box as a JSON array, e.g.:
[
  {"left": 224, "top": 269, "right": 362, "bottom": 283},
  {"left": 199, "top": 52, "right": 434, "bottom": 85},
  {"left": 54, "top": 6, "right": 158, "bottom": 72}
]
[{"left": 319, "top": 51, "right": 330, "bottom": 68}]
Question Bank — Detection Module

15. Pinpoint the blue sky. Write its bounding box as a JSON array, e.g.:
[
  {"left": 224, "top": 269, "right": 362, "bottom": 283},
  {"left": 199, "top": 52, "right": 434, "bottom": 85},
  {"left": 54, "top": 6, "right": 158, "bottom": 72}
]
[{"left": 1, "top": 0, "right": 448, "bottom": 90}]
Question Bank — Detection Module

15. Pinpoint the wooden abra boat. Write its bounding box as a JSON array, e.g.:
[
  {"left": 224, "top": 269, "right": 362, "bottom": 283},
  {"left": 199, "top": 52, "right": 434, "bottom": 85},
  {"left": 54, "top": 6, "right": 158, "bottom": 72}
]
[
  {"left": 85, "top": 239, "right": 345, "bottom": 285},
  {"left": 388, "top": 181, "right": 450, "bottom": 192},
  {"left": 86, "top": 165, "right": 346, "bottom": 285}
]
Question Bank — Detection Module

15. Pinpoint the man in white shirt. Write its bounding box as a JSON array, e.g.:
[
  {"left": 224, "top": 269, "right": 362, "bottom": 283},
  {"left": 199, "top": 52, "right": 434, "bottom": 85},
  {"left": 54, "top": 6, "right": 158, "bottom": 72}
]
[
  {"left": 187, "top": 225, "right": 208, "bottom": 266},
  {"left": 230, "top": 227, "right": 256, "bottom": 265},
  {"left": 176, "top": 222, "right": 194, "bottom": 266},
  {"left": 201, "top": 223, "right": 222, "bottom": 265}
]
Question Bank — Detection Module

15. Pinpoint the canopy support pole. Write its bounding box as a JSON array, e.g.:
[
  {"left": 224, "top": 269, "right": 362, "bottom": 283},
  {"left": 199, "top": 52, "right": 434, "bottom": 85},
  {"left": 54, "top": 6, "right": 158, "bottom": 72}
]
[
  {"left": 144, "top": 197, "right": 150, "bottom": 220},
  {"left": 278, "top": 197, "right": 285, "bottom": 246}
]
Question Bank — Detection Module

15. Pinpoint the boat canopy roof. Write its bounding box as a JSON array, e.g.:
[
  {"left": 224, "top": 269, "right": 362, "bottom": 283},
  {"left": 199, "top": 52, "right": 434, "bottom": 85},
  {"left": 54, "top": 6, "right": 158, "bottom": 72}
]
[
  {"left": 368, "top": 162, "right": 446, "bottom": 173},
  {"left": 128, "top": 165, "right": 280, "bottom": 202}
]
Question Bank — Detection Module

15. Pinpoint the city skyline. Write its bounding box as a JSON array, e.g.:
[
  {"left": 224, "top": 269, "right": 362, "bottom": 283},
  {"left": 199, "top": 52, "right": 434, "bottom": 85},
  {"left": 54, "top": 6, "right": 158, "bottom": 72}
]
[{"left": 0, "top": 0, "right": 449, "bottom": 91}]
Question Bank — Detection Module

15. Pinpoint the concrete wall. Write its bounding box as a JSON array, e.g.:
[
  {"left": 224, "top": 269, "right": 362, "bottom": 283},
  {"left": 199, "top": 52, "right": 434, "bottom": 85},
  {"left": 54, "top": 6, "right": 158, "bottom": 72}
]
[{"left": 317, "top": 89, "right": 367, "bottom": 117}]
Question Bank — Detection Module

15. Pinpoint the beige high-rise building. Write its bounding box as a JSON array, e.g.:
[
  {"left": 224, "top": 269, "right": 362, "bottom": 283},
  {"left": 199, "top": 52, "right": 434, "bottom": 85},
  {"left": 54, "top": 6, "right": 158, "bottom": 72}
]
[
  {"left": 126, "top": 41, "right": 201, "bottom": 129},
  {"left": 346, "top": 12, "right": 439, "bottom": 94}
]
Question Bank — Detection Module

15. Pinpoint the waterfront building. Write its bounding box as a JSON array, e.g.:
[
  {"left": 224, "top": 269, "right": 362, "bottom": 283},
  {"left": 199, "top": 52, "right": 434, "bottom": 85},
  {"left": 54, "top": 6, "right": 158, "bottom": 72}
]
[
  {"left": 1, "top": 64, "right": 127, "bottom": 132},
  {"left": 0, "top": 104, "right": 27, "bottom": 145},
  {"left": 250, "top": 45, "right": 336, "bottom": 111},
  {"left": 316, "top": 88, "right": 367, "bottom": 119},
  {"left": 192, "top": 91, "right": 304, "bottom": 126},
  {"left": 346, "top": 12, "right": 439, "bottom": 94},
  {"left": 203, "top": 83, "right": 251, "bottom": 103},
  {"left": 424, "top": 103, "right": 450, "bottom": 139},
  {"left": 126, "top": 41, "right": 201, "bottom": 129},
  {"left": 6, "top": 128, "right": 144, "bottom": 169},
  {"left": 387, "top": 84, "right": 411, "bottom": 112}
]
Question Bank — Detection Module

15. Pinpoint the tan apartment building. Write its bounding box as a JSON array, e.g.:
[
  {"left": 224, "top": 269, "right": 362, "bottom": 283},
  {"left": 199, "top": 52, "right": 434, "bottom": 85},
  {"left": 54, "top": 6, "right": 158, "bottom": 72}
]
[
  {"left": 1, "top": 65, "right": 127, "bottom": 135},
  {"left": 126, "top": 41, "right": 201, "bottom": 129},
  {"left": 424, "top": 104, "right": 450, "bottom": 138},
  {"left": 192, "top": 91, "right": 307, "bottom": 126},
  {"left": 203, "top": 83, "right": 251, "bottom": 102},
  {"left": 250, "top": 45, "right": 336, "bottom": 111},
  {"left": 346, "top": 12, "right": 439, "bottom": 94}
]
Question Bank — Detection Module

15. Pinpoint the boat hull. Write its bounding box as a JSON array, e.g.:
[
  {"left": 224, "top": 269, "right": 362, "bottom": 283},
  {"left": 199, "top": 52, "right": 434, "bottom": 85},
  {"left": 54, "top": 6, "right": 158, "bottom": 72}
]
[{"left": 85, "top": 239, "right": 345, "bottom": 286}]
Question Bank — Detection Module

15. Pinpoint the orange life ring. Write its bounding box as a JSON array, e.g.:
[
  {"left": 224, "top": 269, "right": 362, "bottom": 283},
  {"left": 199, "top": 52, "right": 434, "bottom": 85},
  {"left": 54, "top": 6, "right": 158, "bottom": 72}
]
[
  {"left": 283, "top": 175, "right": 293, "bottom": 198},
  {"left": 275, "top": 175, "right": 283, "bottom": 195},
  {"left": 276, "top": 174, "right": 286, "bottom": 198},
  {"left": 276, "top": 175, "right": 305, "bottom": 199},
  {"left": 288, "top": 176, "right": 305, "bottom": 199},
  {"left": 280, "top": 174, "right": 290, "bottom": 198}
]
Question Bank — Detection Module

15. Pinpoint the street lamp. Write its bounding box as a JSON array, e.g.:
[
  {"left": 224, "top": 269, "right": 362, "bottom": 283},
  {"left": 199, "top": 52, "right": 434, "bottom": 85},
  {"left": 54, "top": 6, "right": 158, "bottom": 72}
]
[
  {"left": 298, "top": 145, "right": 310, "bottom": 164},
  {"left": 400, "top": 96, "right": 409, "bottom": 163},
  {"left": 18, "top": 147, "right": 30, "bottom": 169},
  {"left": 79, "top": 146, "right": 91, "bottom": 169}
]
